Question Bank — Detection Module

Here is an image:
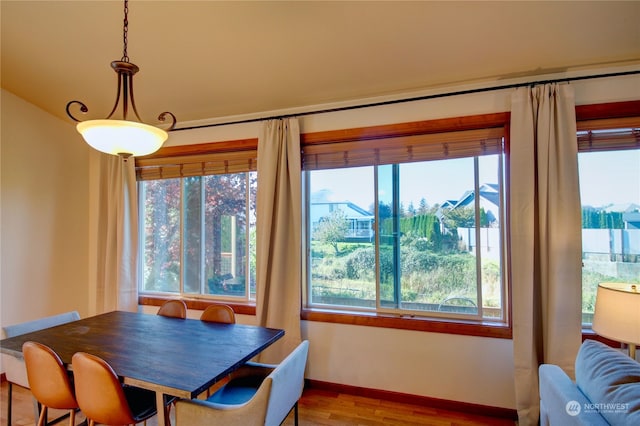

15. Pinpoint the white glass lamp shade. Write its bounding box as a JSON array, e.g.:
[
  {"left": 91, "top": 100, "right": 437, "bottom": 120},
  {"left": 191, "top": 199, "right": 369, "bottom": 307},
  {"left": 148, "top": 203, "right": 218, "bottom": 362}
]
[
  {"left": 592, "top": 282, "right": 640, "bottom": 346},
  {"left": 77, "top": 119, "right": 168, "bottom": 157}
]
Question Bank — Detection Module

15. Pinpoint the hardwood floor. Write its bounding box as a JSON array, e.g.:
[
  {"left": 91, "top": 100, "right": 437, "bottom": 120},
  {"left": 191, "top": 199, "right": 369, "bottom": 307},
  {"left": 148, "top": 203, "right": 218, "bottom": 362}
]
[{"left": 1, "top": 381, "right": 515, "bottom": 425}]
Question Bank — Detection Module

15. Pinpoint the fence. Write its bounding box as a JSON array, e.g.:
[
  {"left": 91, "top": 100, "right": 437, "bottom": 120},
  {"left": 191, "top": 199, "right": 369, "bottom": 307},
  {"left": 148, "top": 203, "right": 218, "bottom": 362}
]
[{"left": 458, "top": 227, "right": 640, "bottom": 263}]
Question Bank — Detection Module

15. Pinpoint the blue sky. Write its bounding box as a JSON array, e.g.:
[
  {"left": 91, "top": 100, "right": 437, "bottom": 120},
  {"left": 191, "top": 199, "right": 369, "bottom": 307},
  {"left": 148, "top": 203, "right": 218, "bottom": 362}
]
[
  {"left": 578, "top": 150, "right": 640, "bottom": 207},
  {"left": 311, "top": 155, "right": 499, "bottom": 210},
  {"left": 310, "top": 151, "right": 639, "bottom": 210}
]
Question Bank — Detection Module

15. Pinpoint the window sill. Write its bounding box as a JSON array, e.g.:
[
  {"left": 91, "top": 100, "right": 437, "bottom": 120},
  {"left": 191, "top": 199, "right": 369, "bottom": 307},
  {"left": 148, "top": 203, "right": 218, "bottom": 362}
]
[
  {"left": 138, "top": 295, "right": 256, "bottom": 316},
  {"left": 301, "top": 308, "right": 512, "bottom": 339},
  {"left": 139, "top": 295, "right": 512, "bottom": 338},
  {"left": 581, "top": 327, "right": 625, "bottom": 348}
]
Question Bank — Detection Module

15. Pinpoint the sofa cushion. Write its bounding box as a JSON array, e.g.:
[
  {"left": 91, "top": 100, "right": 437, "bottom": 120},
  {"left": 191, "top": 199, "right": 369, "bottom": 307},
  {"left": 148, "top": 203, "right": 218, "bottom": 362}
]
[{"left": 575, "top": 339, "right": 640, "bottom": 425}]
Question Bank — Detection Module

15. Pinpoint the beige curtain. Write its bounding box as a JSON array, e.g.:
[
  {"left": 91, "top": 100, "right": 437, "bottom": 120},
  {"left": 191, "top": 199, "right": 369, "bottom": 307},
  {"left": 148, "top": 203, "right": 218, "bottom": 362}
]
[
  {"left": 256, "top": 118, "right": 302, "bottom": 363},
  {"left": 93, "top": 154, "right": 139, "bottom": 313},
  {"left": 510, "top": 84, "right": 583, "bottom": 425}
]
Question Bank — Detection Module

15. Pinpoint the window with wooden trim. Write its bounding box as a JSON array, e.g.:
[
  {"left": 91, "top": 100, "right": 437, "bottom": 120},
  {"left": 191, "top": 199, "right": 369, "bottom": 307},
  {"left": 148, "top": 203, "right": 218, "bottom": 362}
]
[
  {"left": 136, "top": 143, "right": 257, "bottom": 301},
  {"left": 302, "top": 119, "right": 508, "bottom": 323},
  {"left": 577, "top": 116, "right": 640, "bottom": 324}
]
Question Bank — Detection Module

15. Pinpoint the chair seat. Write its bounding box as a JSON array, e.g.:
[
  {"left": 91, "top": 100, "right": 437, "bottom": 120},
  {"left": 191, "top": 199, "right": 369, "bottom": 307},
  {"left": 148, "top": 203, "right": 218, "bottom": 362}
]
[
  {"left": 207, "top": 376, "right": 265, "bottom": 405},
  {"left": 122, "top": 386, "right": 157, "bottom": 422}
]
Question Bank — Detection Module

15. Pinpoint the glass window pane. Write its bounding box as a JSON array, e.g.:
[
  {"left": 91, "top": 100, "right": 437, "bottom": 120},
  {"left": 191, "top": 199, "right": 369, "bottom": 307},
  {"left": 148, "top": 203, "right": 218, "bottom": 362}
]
[
  {"left": 248, "top": 171, "right": 257, "bottom": 299},
  {"left": 579, "top": 149, "right": 640, "bottom": 324},
  {"left": 398, "top": 158, "right": 480, "bottom": 315},
  {"left": 183, "top": 177, "right": 203, "bottom": 293},
  {"left": 203, "top": 173, "right": 249, "bottom": 297},
  {"left": 308, "top": 167, "right": 376, "bottom": 308},
  {"left": 141, "top": 179, "right": 181, "bottom": 292},
  {"left": 478, "top": 155, "right": 503, "bottom": 319},
  {"left": 307, "top": 155, "right": 504, "bottom": 319},
  {"left": 378, "top": 164, "right": 397, "bottom": 308},
  {"left": 140, "top": 172, "right": 256, "bottom": 301}
]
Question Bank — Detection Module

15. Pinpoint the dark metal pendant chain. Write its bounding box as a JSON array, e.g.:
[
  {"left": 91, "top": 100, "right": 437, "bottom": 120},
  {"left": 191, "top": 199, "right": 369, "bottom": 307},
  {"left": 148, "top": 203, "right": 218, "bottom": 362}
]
[{"left": 122, "top": 0, "right": 129, "bottom": 62}]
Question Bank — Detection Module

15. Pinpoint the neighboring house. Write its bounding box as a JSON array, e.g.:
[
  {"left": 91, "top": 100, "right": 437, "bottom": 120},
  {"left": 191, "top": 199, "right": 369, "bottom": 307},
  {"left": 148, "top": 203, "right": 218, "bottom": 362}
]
[
  {"left": 625, "top": 212, "right": 640, "bottom": 230},
  {"left": 436, "top": 183, "right": 502, "bottom": 260},
  {"left": 602, "top": 203, "right": 640, "bottom": 229},
  {"left": 445, "top": 183, "right": 500, "bottom": 227},
  {"left": 310, "top": 192, "right": 375, "bottom": 242}
]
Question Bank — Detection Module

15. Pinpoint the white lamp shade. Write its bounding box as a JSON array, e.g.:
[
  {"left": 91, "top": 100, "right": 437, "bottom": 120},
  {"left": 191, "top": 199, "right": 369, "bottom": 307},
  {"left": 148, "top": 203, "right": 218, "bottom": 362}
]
[
  {"left": 592, "top": 282, "right": 640, "bottom": 345},
  {"left": 77, "top": 119, "right": 168, "bottom": 157}
]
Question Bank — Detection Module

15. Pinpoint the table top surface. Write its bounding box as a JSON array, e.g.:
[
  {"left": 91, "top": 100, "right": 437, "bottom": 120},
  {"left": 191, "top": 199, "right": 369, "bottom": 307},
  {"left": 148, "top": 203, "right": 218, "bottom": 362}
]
[{"left": 0, "top": 310, "right": 284, "bottom": 398}]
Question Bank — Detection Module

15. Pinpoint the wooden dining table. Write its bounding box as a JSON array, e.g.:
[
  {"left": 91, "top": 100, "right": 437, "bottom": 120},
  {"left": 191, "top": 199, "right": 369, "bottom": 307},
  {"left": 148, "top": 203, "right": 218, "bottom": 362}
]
[{"left": 0, "top": 310, "right": 284, "bottom": 426}]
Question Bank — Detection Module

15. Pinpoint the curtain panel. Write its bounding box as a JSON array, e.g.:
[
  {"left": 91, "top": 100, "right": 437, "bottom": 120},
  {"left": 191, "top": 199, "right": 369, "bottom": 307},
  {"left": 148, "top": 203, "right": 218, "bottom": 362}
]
[
  {"left": 510, "top": 84, "right": 583, "bottom": 425},
  {"left": 255, "top": 118, "right": 303, "bottom": 363},
  {"left": 93, "top": 154, "right": 139, "bottom": 313}
]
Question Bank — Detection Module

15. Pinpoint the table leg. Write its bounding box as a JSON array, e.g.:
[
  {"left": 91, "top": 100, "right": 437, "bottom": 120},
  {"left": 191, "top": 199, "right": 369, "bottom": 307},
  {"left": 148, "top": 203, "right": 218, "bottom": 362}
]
[
  {"left": 156, "top": 392, "right": 169, "bottom": 426},
  {"left": 6, "top": 382, "right": 11, "bottom": 426}
]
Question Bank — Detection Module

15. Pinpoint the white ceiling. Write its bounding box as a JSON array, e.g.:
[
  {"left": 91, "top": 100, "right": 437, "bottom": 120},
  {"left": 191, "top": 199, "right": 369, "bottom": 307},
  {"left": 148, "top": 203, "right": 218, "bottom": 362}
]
[{"left": 2, "top": 1, "right": 639, "bottom": 129}]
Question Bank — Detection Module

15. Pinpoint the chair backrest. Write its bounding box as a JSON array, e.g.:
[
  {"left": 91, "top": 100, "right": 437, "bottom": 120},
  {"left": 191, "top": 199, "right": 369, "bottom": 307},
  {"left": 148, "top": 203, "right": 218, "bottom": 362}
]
[
  {"left": 157, "top": 299, "right": 187, "bottom": 319},
  {"left": 264, "top": 340, "right": 309, "bottom": 426},
  {"left": 3, "top": 311, "right": 81, "bottom": 338},
  {"left": 200, "top": 304, "right": 236, "bottom": 324},
  {"left": 23, "top": 341, "right": 78, "bottom": 410},
  {"left": 2, "top": 311, "right": 80, "bottom": 388},
  {"left": 71, "top": 352, "right": 137, "bottom": 425}
]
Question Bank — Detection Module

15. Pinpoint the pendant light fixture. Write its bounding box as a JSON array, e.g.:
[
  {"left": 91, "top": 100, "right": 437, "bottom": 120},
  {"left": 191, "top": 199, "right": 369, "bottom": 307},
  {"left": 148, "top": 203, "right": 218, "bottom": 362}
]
[{"left": 66, "top": 0, "right": 176, "bottom": 159}]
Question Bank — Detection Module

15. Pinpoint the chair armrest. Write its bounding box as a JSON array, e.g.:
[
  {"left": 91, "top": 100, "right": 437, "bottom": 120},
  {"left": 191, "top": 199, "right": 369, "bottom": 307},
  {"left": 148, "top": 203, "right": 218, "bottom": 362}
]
[
  {"left": 176, "top": 377, "right": 272, "bottom": 426},
  {"left": 245, "top": 361, "right": 278, "bottom": 369},
  {"left": 539, "top": 364, "right": 609, "bottom": 426},
  {"left": 1, "top": 353, "right": 29, "bottom": 387}
]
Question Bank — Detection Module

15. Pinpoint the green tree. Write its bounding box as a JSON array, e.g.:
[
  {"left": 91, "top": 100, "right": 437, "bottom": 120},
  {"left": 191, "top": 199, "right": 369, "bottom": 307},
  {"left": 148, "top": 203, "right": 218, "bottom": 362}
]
[
  {"left": 377, "top": 202, "right": 392, "bottom": 220},
  {"left": 581, "top": 208, "right": 624, "bottom": 229},
  {"left": 143, "top": 172, "right": 256, "bottom": 293},
  {"left": 418, "top": 197, "right": 428, "bottom": 214},
  {"left": 442, "top": 206, "right": 475, "bottom": 229},
  {"left": 314, "top": 209, "right": 349, "bottom": 255},
  {"left": 407, "top": 202, "right": 416, "bottom": 216}
]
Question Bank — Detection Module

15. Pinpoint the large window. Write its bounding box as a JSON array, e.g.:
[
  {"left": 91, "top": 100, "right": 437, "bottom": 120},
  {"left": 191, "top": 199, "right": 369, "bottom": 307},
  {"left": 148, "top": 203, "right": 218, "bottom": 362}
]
[
  {"left": 303, "top": 121, "right": 508, "bottom": 322},
  {"left": 136, "top": 143, "right": 257, "bottom": 301},
  {"left": 577, "top": 120, "right": 640, "bottom": 324}
]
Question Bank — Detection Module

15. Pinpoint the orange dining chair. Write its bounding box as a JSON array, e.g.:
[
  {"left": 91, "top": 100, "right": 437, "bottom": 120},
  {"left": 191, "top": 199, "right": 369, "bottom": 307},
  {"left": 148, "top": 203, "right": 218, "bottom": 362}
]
[
  {"left": 157, "top": 299, "right": 187, "bottom": 319},
  {"left": 199, "top": 304, "right": 236, "bottom": 324},
  {"left": 199, "top": 304, "right": 237, "bottom": 398},
  {"left": 22, "top": 341, "right": 79, "bottom": 426},
  {"left": 72, "top": 352, "right": 158, "bottom": 426}
]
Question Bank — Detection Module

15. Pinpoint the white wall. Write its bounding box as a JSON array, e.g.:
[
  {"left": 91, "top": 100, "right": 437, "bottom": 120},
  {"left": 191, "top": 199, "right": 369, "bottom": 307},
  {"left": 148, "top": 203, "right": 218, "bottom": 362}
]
[
  {"left": 157, "top": 67, "right": 640, "bottom": 410},
  {"left": 0, "top": 89, "right": 91, "bottom": 332}
]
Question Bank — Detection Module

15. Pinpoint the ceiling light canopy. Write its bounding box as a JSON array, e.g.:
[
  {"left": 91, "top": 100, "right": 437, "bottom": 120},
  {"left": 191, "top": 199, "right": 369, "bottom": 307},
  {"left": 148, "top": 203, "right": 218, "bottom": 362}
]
[{"left": 66, "top": 0, "right": 175, "bottom": 159}]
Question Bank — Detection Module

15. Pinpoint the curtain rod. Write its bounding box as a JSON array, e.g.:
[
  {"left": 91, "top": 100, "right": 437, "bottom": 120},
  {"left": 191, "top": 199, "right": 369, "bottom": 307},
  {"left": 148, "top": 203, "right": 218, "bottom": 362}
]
[{"left": 174, "top": 69, "right": 640, "bottom": 132}]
